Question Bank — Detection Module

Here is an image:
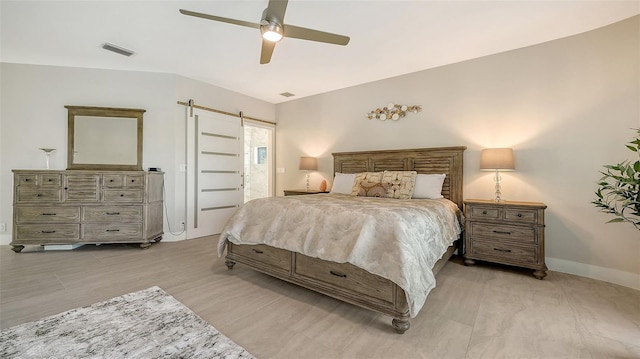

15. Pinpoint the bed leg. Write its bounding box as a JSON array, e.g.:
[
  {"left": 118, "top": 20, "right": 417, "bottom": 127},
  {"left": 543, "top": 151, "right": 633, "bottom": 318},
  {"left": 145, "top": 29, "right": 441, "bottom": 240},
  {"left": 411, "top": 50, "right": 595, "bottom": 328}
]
[
  {"left": 392, "top": 318, "right": 410, "bottom": 334},
  {"left": 225, "top": 260, "right": 236, "bottom": 270}
]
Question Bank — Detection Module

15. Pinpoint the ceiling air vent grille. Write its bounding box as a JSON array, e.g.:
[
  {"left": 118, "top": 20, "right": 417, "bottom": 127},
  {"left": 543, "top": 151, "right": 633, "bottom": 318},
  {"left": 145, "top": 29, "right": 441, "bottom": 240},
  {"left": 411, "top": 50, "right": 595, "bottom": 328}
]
[
  {"left": 280, "top": 92, "right": 295, "bottom": 98},
  {"left": 101, "top": 42, "right": 135, "bottom": 57}
]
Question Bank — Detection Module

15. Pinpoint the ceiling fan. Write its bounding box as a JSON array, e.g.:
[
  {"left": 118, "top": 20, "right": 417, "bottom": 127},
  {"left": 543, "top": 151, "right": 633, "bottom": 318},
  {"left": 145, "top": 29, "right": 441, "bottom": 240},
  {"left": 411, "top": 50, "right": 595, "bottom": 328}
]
[{"left": 179, "top": 0, "right": 350, "bottom": 64}]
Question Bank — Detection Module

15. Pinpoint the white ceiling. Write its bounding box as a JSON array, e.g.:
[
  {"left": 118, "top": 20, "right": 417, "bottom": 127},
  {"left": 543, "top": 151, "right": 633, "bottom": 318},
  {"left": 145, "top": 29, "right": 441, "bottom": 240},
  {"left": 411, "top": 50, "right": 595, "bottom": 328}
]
[{"left": 1, "top": 1, "right": 638, "bottom": 104}]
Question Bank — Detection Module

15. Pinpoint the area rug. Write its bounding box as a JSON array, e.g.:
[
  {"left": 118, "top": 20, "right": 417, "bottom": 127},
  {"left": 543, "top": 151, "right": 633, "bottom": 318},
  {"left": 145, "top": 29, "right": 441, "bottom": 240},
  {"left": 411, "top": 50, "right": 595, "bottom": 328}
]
[{"left": 0, "top": 286, "right": 255, "bottom": 359}]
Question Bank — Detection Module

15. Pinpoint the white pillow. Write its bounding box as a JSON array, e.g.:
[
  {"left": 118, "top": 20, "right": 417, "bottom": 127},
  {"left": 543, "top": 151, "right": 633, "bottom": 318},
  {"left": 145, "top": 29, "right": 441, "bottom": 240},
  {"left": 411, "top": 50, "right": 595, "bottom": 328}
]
[
  {"left": 412, "top": 174, "right": 446, "bottom": 199},
  {"left": 330, "top": 173, "right": 356, "bottom": 194}
]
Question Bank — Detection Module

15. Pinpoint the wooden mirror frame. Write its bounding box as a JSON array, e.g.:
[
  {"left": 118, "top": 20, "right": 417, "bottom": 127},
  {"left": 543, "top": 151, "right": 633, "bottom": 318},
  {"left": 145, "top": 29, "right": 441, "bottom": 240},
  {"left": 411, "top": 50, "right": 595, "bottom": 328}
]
[{"left": 66, "top": 105, "right": 144, "bottom": 171}]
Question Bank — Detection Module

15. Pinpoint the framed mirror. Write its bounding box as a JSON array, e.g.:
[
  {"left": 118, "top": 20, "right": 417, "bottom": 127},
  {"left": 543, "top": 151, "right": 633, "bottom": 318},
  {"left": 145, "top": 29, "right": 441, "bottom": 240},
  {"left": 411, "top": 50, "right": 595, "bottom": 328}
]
[{"left": 66, "top": 106, "right": 144, "bottom": 170}]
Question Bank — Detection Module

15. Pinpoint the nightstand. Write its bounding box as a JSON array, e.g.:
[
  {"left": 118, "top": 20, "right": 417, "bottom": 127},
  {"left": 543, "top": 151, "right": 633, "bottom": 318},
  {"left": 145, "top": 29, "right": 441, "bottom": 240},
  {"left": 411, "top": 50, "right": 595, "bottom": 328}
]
[
  {"left": 283, "top": 189, "right": 330, "bottom": 196},
  {"left": 463, "top": 199, "right": 548, "bottom": 279}
]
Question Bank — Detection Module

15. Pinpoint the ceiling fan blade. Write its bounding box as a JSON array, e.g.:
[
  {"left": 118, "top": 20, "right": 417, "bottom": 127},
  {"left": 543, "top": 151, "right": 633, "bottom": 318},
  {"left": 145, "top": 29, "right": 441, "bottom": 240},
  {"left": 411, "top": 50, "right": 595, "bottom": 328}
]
[
  {"left": 264, "top": 0, "right": 288, "bottom": 23},
  {"left": 284, "top": 25, "right": 350, "bottom": 46},
  {"left": 179, "top": 9, "right": 260, "bottom": 29},
  {"left": 260, "top": 39, "right": 276, "bottom": 64}
]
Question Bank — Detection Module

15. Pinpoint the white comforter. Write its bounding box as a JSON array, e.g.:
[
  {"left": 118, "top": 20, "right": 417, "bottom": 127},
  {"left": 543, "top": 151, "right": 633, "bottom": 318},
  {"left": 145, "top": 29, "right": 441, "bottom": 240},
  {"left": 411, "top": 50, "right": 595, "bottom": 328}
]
[{"left": 218, "top": 193, "right": 462, "bottom": 317}]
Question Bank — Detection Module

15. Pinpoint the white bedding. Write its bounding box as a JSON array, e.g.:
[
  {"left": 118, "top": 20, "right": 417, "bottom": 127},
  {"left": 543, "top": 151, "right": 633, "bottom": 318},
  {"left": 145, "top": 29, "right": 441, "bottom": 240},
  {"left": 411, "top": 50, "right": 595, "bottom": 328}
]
[{"left": 218, "top": 193, "right": 462, "bottom": 317}]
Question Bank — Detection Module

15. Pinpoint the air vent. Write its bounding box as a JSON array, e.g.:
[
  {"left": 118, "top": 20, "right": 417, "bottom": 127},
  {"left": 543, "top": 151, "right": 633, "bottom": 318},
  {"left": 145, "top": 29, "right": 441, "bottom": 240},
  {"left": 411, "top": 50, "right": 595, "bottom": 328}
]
[
  {"left": 279, "top": 92, "right": 295, "bottom": 98},
  {"left": 101, "top": 42, "right": 135, "bottom": 57}
]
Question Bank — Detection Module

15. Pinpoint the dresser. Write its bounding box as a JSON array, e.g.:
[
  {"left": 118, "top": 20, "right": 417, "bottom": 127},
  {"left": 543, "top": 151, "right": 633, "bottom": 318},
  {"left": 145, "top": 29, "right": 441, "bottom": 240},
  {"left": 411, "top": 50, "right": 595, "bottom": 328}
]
[
  {"left": 11, "top": 170, "right": 164, "bottom": 252},
  {"left": 463, "top": 199, "right": 547, "bottom": 279}
]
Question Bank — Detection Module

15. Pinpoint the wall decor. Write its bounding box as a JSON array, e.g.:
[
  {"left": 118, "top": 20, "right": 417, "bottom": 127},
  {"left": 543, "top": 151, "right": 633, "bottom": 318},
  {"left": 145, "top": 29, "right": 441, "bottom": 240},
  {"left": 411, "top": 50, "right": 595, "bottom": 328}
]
[{"left": 366, "top": 103, "right": 422, "bottom": 121}]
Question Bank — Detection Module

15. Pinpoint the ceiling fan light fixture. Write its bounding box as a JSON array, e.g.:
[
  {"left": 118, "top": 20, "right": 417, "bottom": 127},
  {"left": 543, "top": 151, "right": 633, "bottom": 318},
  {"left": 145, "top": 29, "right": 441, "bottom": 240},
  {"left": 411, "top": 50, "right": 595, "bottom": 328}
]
[{"left": 261, "top": 22, "right": 283, "bottom": 42}]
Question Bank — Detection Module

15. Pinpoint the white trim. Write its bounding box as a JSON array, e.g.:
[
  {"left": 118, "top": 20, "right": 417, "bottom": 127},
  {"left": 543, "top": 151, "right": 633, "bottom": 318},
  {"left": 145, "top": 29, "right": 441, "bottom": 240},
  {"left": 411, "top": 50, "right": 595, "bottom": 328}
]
[{"left": 547, "top": 257, "right": 640, "bottom": 290}]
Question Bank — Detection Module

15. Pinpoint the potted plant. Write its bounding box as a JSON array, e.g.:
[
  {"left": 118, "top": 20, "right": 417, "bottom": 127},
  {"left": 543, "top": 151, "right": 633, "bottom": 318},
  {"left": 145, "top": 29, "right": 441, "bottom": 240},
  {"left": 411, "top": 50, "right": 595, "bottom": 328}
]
[{"left": 592, "top": 128, "right": 640, "bottom": 230}]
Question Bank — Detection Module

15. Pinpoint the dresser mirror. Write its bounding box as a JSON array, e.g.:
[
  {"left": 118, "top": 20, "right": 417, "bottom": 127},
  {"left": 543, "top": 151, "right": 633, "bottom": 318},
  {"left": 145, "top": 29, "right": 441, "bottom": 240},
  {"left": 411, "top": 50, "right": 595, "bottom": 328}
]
[{"left": 66, "top": 106, "right": 144, "bottom": 170}]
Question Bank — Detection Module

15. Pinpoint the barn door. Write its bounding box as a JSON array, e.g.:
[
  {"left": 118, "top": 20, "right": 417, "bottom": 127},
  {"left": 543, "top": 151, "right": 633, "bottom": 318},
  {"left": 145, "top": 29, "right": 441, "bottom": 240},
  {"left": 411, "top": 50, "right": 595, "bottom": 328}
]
[{"left": 186, "top": 108, "right": 243, "bottom": 239}]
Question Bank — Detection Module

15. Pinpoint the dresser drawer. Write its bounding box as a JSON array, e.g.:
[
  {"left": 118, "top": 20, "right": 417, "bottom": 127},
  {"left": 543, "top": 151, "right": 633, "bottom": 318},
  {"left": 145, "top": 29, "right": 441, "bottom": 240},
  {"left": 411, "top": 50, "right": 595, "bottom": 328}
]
[
  {"left": 229, "top": 244, "right": 291, "bottom": 271},
  {"left": 467, "top": 239, "right": 539, "bottom": 266},
  {"left": 16, "top": 224, "right": 80, "bottom": 240},
  {"left": 15, "top": 174, "right": 38, "bottom": 187},
  {"left": 103, "top": 189, "right": 143, "bottom": 202},
  {"left": 15, "top": 188, "right": 62, "bottom": 203},
  {"left": 15, "top": 206, "right": 80, "bottom": 223},
  {"left": 83, "top": 206, "right": 143, "bottom": 222},
  {"left": 294, "top": 254, "right": 395, "bottom": 303},
  {"left": 83, "top": 223, "right": 143, "bottom": 240},
  {"left": 468, "top": 206, "right": 500, "bottom": 220},
  {"left": 469, "top": 222, "right": 536, "bottom": 244},
  {"left": 104, "top": 174, "right": 144, "bottom": 188}
]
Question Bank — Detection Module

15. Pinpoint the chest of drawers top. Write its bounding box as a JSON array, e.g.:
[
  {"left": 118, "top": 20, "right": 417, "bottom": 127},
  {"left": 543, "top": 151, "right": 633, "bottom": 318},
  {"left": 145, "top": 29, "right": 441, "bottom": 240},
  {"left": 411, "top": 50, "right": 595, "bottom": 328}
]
[{"left": 464, "top": 199, "right": 546, "bottom": 226}]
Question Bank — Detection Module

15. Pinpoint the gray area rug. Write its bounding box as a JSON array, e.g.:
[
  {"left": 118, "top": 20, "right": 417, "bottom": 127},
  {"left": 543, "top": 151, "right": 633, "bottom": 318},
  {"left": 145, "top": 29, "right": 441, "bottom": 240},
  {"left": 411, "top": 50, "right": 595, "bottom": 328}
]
[{"left": 1, "top": 286, "right": 255, "bottom": 359}]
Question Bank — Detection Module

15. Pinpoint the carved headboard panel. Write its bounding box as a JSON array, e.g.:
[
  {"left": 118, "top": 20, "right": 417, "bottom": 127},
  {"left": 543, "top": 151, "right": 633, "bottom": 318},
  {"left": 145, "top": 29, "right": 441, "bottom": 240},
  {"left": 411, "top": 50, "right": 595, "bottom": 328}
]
[{"left": 332, "top": 146, "right": 466, "bottom": 209}]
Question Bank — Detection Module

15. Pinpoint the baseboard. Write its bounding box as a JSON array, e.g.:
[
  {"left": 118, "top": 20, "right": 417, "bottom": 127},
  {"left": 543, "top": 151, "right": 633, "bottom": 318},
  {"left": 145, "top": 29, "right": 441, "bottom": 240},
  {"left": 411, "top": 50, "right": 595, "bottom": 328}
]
[{"left": 546, "top": 257, "right": 640, "bottom": 291}]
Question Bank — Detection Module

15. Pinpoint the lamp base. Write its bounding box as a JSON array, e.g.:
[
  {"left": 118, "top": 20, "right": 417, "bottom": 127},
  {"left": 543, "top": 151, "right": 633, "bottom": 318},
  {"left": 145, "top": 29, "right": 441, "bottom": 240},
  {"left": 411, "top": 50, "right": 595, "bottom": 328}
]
[{"left": 493, "top": 170, "right": 503, "bottom": 202}]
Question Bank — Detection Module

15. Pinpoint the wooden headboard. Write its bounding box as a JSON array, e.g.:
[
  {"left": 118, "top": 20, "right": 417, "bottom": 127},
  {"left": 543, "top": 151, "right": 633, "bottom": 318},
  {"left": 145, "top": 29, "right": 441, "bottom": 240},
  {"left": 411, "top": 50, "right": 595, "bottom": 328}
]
[{"left": 332, "top": 146, "right": 466, "bottom": 209}]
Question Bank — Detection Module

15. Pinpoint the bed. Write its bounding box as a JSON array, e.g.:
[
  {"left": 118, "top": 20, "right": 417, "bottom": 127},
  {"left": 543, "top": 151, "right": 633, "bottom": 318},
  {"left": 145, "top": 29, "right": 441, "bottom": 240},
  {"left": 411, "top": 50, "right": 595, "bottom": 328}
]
[{"left": 219, "top": 146, "right": 466, "bottom": 333}]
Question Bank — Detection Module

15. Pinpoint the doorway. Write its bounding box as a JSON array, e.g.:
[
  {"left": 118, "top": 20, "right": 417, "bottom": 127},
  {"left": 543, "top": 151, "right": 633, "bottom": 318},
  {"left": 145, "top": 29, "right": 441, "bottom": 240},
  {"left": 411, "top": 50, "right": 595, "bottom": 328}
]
[{"left": 244, "top": 122, "right": 275, "bottom": 202}]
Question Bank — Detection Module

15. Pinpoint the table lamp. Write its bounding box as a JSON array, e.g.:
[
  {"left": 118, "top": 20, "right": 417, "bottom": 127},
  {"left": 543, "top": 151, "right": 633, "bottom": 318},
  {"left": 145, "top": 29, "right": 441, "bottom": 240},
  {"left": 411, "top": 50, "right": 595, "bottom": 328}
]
[
  {"left": 480, "top": 148, "right": 515, "bottom": 202},
  {"left": 299, "top": 157, "right": 318, "bottom": 191}
]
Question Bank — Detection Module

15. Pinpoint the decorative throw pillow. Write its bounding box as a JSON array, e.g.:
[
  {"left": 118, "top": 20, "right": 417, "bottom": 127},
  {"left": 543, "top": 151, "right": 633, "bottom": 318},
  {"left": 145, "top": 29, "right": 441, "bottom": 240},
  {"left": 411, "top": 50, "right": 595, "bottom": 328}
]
[
  {"left": 350, "top": 172, "right": 384, "bottom": 196},
  {"left": 357, "top": 181, "right": 389, "bottom": 198},
  {"left": 330, "top": 173, "right": 356, "bottom": 195},
  {"left": 412, "top": 173, "right": 446, "bottom": 199},
  {"left": 381, "top": 171, "right": 417, "bottom": 199}
]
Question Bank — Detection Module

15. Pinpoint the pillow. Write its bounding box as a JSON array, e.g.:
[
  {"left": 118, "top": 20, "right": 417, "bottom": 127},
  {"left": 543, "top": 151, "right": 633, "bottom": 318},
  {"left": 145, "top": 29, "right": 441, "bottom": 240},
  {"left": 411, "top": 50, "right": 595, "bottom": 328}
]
[
  {"left": 350, "top": 172, "right": 384, "bottom": 196},
  {"left": 381, "top": 171, "right": 417, "bottom": 199},
  {"left": 330, "top": 173, "right": 356, "bottom": 194},
  {"left": 412, "top": 173, "right": 446, "bottom": 199},
  {"left": 357, "top": 181, "right": 389, "bottom": 198}
]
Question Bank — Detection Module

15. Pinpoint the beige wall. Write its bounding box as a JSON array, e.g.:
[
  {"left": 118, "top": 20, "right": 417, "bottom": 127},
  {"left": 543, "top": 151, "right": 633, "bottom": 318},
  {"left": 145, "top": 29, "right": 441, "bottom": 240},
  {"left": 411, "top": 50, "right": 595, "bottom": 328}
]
[
  {"left": 275, "top": 16, "right": 640, "bottom": 289},
  {"left": 0, "top": 63, "right": 275, "bottom": 243}
]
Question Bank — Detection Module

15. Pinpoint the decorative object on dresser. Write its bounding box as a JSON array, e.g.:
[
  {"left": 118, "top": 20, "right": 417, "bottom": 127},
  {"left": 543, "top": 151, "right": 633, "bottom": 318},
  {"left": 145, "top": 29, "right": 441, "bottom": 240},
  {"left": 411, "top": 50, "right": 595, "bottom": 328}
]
[
  {"left": 298, "top": 156, "right": 318, "bottom": 191},
  {"left": 11, "top": 170, "right": 164, "bottom": 253},
  {"left": 464, "top": 199, "right": 547, "bottom": 279},
  {"left": 480, "top": 148, "right": 515, "bottom": 202},
  {"left": 39, "top": 148, "right": 56, "bottom": 170},
  {"left": 283, "top": 189, "right": 329, "bottom": 196}
]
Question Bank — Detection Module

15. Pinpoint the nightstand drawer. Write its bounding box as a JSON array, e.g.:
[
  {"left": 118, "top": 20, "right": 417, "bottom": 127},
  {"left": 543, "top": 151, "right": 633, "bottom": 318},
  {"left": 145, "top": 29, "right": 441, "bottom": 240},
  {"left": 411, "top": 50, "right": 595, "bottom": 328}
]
[
  {"left": 504, "top": 209, "right": 537, "bottom": 223},
  {"left": 469, "top": 222, "right": 536, "bottom": 244},
  {"left": 468, "top": 240, "right": 538, "bottom": 266},
  {"left": 468, "top": 206, "right": 500, "bottom": 220}
]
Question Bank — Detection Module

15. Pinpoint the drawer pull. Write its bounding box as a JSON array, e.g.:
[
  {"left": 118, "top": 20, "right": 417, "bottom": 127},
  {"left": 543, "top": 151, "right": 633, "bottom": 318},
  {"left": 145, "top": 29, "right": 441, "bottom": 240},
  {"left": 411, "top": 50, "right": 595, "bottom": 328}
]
[
  {"left": 41, "top": 213, "right": 57, "bottom": 216},
  {"left": 24, "top": 178, "right": 31, "bottom": 182},
  {"left": 482, "top": 210, "right": 487, "bottom": 215},
  {"left": 329, "top": 270, "right": 347, "bottom": 278},
  {"left": 109, "top": 179, "right": 114, "bottom": 182},
  {"left": 517, "top": 213, "right": 523, "bottom": 217},
  {"left": 493, "top": 248, "right": 512, "bottom": 253},
  {"left": 36, "top": 194, "right": 42, "bottom": 197},
  {"left": 120, "top": 194, "right": 124, "bottom": 197},
  {"left": 251, "top": 249, "right": 264, "bottom": 254},
  {"left": 41, "top": 230, "right": 56, "bottom": 234},
  {"left": 131, "top": 179, "right": 135, "bottom": 183},
  {"left": 106, "top": 229, "right": 120, "bottom": 232},
  {"left": 493, "top": 230, "right": 512, "bottom": 235},
  {"left": 106, "top": 212, "right": 121, "bottom": 215}
]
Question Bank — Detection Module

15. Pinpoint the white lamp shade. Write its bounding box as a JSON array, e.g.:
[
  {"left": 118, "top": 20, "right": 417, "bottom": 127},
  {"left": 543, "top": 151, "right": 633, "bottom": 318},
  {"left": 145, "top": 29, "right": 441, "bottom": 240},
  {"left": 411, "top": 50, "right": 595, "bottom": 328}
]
[
  {"left": 480, "top": 148, "right": 515, "bottom": 170},
  {"left": 299, "top": 157, "right": 318, "bottom": 171}
]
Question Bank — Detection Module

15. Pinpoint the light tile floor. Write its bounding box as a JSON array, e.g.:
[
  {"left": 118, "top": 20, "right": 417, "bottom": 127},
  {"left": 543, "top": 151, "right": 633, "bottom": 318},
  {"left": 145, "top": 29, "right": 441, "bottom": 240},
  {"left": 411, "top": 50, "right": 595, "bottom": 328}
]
[{"left": 1, "top": 236, "right": 638, "bottom": 358}]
